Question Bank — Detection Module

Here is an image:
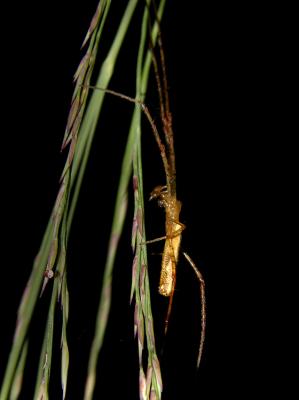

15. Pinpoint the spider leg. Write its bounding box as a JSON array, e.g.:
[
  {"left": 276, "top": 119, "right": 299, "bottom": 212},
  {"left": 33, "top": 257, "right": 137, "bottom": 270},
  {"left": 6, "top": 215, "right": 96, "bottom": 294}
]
[{"left": 182, "top": 252, "right": 206, "bottom": 368}]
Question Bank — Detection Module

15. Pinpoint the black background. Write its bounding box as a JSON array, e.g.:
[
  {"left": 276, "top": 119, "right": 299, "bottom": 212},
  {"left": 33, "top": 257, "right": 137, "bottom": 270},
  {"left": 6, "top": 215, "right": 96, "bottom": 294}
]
[{"left": 0, "top": 1, "right": 286, "bottom": 399}]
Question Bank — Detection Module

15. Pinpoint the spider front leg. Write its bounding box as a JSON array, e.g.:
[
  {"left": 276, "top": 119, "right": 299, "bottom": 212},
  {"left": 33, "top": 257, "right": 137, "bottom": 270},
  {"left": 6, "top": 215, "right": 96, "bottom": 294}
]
[{"left": 144, "top": 219, "right": 186, "bottom": 245}]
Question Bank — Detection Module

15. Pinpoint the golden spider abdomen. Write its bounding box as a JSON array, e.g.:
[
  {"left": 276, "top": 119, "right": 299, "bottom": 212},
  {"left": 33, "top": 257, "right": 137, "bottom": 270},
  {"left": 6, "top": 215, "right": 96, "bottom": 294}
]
[{"left": 158, "top": 230, "right": 181, "bottom": 297}]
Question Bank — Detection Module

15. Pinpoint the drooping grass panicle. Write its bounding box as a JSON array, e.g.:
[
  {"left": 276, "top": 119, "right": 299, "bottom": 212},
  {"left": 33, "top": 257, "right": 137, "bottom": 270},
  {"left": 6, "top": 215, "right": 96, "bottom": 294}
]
[
  {"left": 0, "top": 1, "right": 169, "bottom": 399},
  {"left": 0, "top": 1, "right": 112, "bottom": 398},
  {"left": 84, "top": 1, "right": 167, "bottom": 399},
  {"left": 130, "top": 1, "right": 167, "bottom": 398}
]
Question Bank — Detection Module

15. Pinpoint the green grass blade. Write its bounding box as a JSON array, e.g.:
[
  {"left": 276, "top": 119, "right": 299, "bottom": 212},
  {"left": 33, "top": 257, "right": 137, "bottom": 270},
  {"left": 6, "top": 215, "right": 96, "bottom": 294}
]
[
  {"left": 68, "top": 0, "right": 139, "bottom": 231},
  {"left": 60, "top": 272, "right": 69, "bottom": 400},
  {"left": 84, "top": 1, "right": 167, "bottom": 399},
  {"left": 0, "top": 2, "right": 112, "bottom": 398},
  {"left": 0, "top": 222, "right": 53, "bottom": 400},
  {"left": 8, "top": 341, "right": 28, "bottom": 400},
  {"left": 1, "top": 1, "right": 170, "bottom": 399},
  {"left": 33, "top": 278, "right": 59, "bottom": 400},
  {"left": 132, "top": 1, "right": 166, "bottom": 398}
]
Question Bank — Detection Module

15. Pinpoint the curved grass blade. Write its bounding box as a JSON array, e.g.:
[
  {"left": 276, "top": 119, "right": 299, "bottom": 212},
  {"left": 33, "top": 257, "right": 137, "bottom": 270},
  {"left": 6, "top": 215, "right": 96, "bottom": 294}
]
[
  {"left": 131, "top": 1, "right": 166, "bottom": 397},
  {"left": 1, "top": 1, "right": 167, "bottom": 399},
  {"left": 33, "top": 278, "right": 59, "bottom": 400},
  {"left": 8, "top": 341, "right": 28, "bottom": 400},
  {"left": 84, "top": 1, "right": 166, "bottom": 399},
  {"left": 0, "top": 2, "right": 112, "bottom": 398}
]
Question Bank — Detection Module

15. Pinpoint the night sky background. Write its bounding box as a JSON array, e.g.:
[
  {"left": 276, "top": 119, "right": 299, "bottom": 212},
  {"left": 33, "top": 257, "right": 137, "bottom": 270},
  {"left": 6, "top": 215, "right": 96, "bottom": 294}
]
[{"left": 0, "top": 1, "right": 285, "bottom": 399}]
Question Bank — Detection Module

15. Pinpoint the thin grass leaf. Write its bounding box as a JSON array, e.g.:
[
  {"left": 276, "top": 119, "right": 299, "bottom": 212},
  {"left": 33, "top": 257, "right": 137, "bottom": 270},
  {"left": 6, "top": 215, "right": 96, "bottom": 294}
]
[
  {"left": 130, "top": 1, "right": 166, "bottom": 398},
  {"left": 57, "top": 169, "right": 70, "bottom": 399},
  {"left": 2, "top": 1, "right": 169, "bottom": 399},
  {"left": 0, "top": 2, "right": 112, "bottom": 398},
  {"left": 82, "top": 1, "right": 143, "bottom": 399},
  {"left": 8, "top": 341, "right": 28, "bottom": 400},
  {"left": 0, "top": 222, "right": 53, "bottom": 400},
  {"left": 61, "top": 273, "right": 69, "bottom": 400},
  {"left": 34, "top": 279, "right": 59, "bottom": 400}
]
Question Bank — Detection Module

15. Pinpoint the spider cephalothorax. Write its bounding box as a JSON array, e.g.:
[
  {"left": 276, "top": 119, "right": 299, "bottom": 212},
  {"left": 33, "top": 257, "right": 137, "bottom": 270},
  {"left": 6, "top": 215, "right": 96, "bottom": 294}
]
[{"left": 149, "top": 185, "right": 168, "bottom": 208}]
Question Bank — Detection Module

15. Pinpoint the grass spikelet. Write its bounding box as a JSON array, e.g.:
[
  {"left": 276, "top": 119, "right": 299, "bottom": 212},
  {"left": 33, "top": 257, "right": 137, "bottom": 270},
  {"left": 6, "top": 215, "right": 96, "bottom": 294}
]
[
  {"left": 0, "top": 1, "right": 112, "bottom": 397},
  {"left": 129, "top": 1, "right": 166, "bottom": 398},
  {"left": 1, "top": 1, "right": 169, "bottom": 399}
]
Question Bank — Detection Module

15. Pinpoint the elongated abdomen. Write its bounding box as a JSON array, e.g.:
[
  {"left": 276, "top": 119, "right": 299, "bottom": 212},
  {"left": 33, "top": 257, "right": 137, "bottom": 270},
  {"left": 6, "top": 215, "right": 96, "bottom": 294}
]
[{"left": 159, "top": 232, "right": 181, "bottom": 296}]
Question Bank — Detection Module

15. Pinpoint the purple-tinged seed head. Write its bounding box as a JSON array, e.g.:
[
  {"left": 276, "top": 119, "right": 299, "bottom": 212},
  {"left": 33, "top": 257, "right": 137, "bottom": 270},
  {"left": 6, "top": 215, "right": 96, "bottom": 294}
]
[
  {"left": 139, "top": 368, "right": 147, "bottom": 400},
  {"left": 131, "top": 217, "right": 138, "bottom": 251},
  {"left": 66, "top": 96, "right": 80, "bottom": 134},
  {"left": 137, "top": 312, "right": 144, "bottom": 349},
  {"left": 131, "top": 256, "right": 137, "bottom": 285},
  {"left": 146, "top": 365, "right": 153, "bottom": 390},
  {"left": 134, "top": 302, "right": 138, "bottom": 337},
  {"left": 81, "top": 3, "right": 104, "bottom": 48},
  {"left": 150, "top": 389, "right": 158, "bottom": 400},
  {"left": 152, "top": 354, "right": 163, "bottom": 392},
  {"left": 140, "top": 264, "right": 146, "bottom": 288},
  {"left": 73, "top": 51, "right": 90, "bottom": 83},
  {"left": 133, "top": 175, "right": 138, "bottom": 191},
  {"left": 147, "top": 317, "right": 156, "bottom": 347},
  {"left": 137, "top": 208, "right": 143, "bottom": 236}
]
